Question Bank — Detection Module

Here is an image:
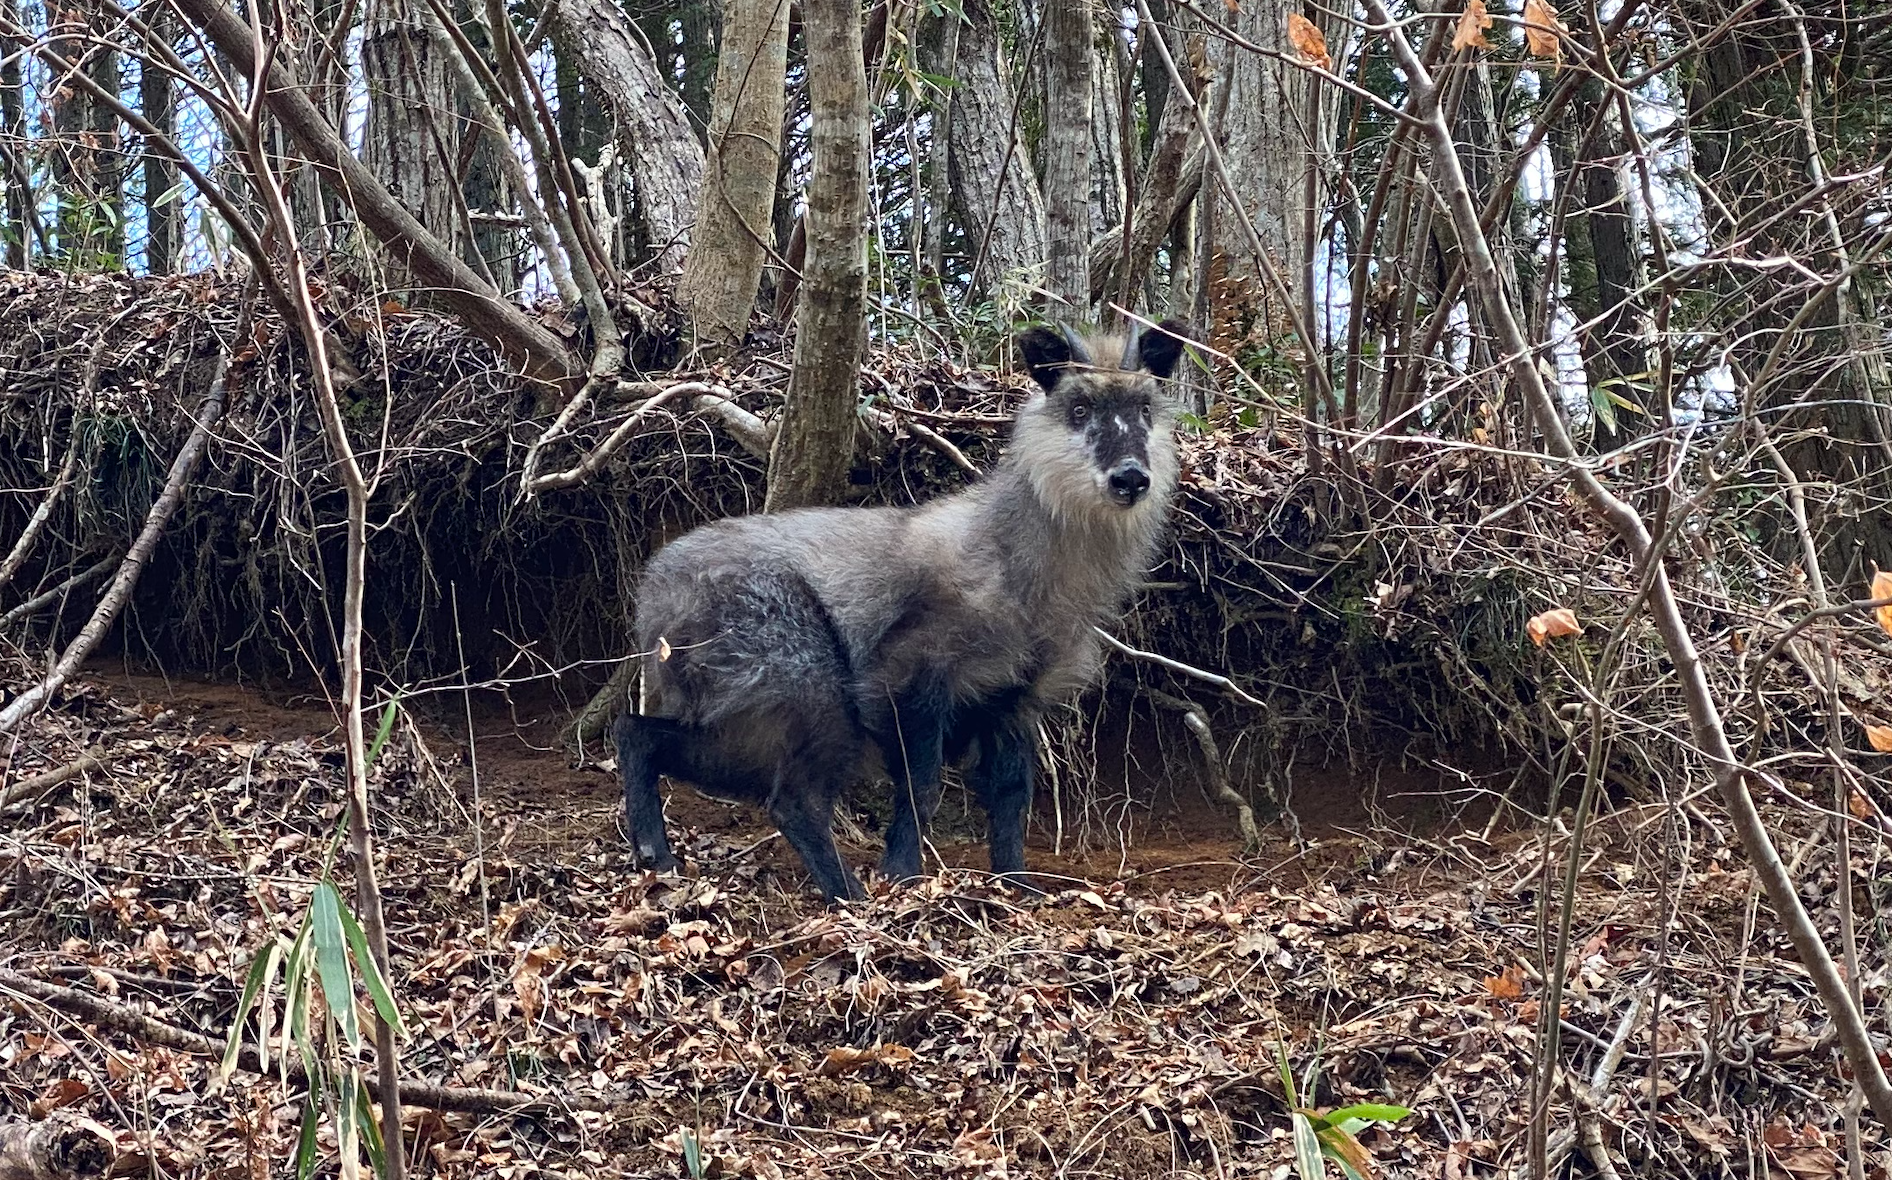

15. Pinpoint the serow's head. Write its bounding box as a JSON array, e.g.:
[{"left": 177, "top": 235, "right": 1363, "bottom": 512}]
[{"left": 1012, "top": 319, "right": 1190, "bottom": 515}]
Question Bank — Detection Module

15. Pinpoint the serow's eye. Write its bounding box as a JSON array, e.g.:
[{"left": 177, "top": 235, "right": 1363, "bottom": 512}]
[
  {"left": 1139, "top": 401, "right": 1153, "bottom": 425},
  {"left": 1070, "top": 400, "right": 1091, "bottom": 425}
]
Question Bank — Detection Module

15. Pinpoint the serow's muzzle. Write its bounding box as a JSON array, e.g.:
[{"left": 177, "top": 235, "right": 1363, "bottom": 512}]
[{"left": 1106, "top": 461, "right": 1151, "bottom": 507}]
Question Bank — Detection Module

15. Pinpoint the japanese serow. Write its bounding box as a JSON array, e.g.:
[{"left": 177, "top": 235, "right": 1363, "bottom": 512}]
[{"left": 613, "top": 319, "right": 1191, "bottom": 901}]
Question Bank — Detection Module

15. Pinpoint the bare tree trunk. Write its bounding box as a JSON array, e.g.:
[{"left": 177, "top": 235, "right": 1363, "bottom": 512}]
[
  {"left": 677, "top": 0, "right": 789, "bottom": 354},
  {"left": 48, "top": 8, "right": 121, "bottom": 265},
  {"left": 1137, "top": 0, "right": 1169, "bottom": 151},
  {"left": 549, "top": 0, "right": 705, "bottom": 270},
  {"left": 1441, "top": 56, "right": 1521, "bottom": 433},
  {"left": 1091, "top": 27, "right": 1124, "bottom": 245},
  {"left": 455, "top": 0, "right": 514, "bottom": 284},
  {"left": 765, "top": 0, "right": 867, "bottom": 512},
  {"left": 363, "top": 0, "right": 460, "bottom": 291},
  {"left": 169, "top": 0, "right": 575, "bottom": 380},
  {"left": 1201, "top": 0, "right": 1304, "bottom": 343},
  {"left": 0, "top": 0, "right": 24, "bottom": 268},
  {"left": 949, "top": 0, "right": 1047, "bottom": 296},
  {"left": 1088, "top": 82, "right": 1197, "bottom": 309},
  {"left": 139, "top": 9, "right": 180, "bottom": 274},
  {"left": 1560, "top": 83, "right": 1647, "bottom": 454},
  {"left": 919, "top": 3, "right": 960, "bottom": 287},
  {"left": 1042, "top": 0, "right": 1093, "bottom": 316},
  {"left": 679, "top": 0, "right": 719, "bottom": 143},
  {"left": 1685, "top": 3, "right": 1892, "bottom": 569}
]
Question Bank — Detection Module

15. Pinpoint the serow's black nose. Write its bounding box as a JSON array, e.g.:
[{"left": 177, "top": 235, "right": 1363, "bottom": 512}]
[{"left": 1107, "top": 462, "right": 1150, "bottom": 505}]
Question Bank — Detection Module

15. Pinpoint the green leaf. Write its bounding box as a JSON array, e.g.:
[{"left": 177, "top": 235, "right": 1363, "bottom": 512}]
[
  {"left": 150, "top": 181, "right": 189, "bottom": 208},
  {"left": 221, "top": 937, "right": 284, "bottom": 1080},
  {"left": 355, "top": 1076, "right": 388, "bottom": 1179},
  {"left": 1323, "top": 1103, "right": 1411, "bottom": 1125},
  {"left": 283, "top": 921, "right": 315, "bottom": 1086},
  {"left": 1291, "top": 1111, "right": 1325, "bottom": 1180},
  {"left": 257, "top": 934, "right": 282, "bottom": 1078},
  {"left": 337, "top": 890, "right": 404, "bottom": 1036},
  {"left": 311, "top": 881, "right": 361, "bottom": 1050},
  {"left": 337, "top": 1067, "right": 360, "bottom": 1175},
  {"left": 682, "top": 1128, "right": 705, "bottom": 1180},
  {"left": 1276, "top": 1040, "right": 1300, "bottom": 1108},
  {"left": 1588, "top": 386, "right": 1619, "bottom": 435},
  {"left": 366, "top": 697, "right": 400, "bottom": 770},
  {"left": 294, "top": 1093, "right": 321, "bottom": 1180}
]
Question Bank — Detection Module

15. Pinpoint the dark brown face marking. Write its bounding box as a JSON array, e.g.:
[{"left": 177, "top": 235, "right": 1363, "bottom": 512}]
[
  {"left": 1014, "top": 319, "right": 1192, "bottom": 509},
  {"left": 1057, "top": 373, "right": 1159, "bottom": 507}
]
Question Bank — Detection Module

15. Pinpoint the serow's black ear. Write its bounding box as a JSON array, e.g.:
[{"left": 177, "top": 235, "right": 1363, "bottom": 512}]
[
  {"left": 1132, "top": 319, "right": 1191, "bottom": 379},
  {"left": 1016, "top": 324, "right": 1091, "bottom": 390}
]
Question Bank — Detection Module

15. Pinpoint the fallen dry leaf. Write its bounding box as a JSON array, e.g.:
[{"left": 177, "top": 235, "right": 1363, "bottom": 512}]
[
  {"left": 950, "top": 1128, "right": 1008, "bottom": 1178},
  {"left": 1872, "top": 568, "right": 1892, "bottom": 637},
  {"left": 1484, "top": 963, "right": 1525, "bottom": 1000},
  {"left": 1522, "top": 0, "right": 1566, "bottom": 58},
  {"left": 1866, "top": 724, "right": 1892, "bottom": 754},
  {"left": 1527, "top": 607, "right": 1581, "bottom": 646},
  {"left": 1770, "top": 1144, "right": 1841, "bottom": 1180},
  {"left": 29, "top": 1077, "right": 90, "bottom": 1117},
  {"left": 1288, "top": 13, "right": 1332, "bottom": 69},
  {"left": 816, "top": 1042, "right": 913, "bottom": 1076},
  {"left": 1453, "top": 0, "right": 1493, "bottom": 50}
]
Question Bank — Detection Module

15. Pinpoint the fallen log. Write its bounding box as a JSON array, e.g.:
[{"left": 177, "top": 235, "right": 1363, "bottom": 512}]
[
  {"left": 0, "top": 1113, "right": 116, "bottom": 1180},
  {"left": 0, "top": 747, "right": 106, "bottom": 814}
]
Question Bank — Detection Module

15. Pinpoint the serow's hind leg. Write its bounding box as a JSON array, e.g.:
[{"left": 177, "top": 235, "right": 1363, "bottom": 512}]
[
  {"left": 877, "top": 674, "right": 950, "bottom": 883},
  {"left": 969, "top": 714, "right": 1038, "bottom": 887},
  {"left": 766, "top": 765, "right": 865, "bottom": 904},
  {"left": 613, "top": 713, "right": 681, "bottom": 872}
]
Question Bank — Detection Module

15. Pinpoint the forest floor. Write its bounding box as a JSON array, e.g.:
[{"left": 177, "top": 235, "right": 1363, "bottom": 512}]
[{"left": 1, "top": 664, "right": 1883, "bottom": 1179}]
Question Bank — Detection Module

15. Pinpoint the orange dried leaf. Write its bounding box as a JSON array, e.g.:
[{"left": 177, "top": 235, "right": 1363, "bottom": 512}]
[
  {"left": 1527, "top": 607, "right": 1581, "bottom": 647},
  {"left": 1522, "top": 0, "right": 1566, "bottom": 59},
  {"left": 1484, "top": 963, "right": 1525, "bottom": 999},
  {"left": 818, "top": 1042, "right": 911, "bottom": 1077},
  {"left": 1288, "top": 13, "right": 1332, "bottom": 69},
  {"left": 29, "top": 1077, "right": 90, "bottom": 1118},
  {"left": 1871, "top": 568, "right": 1892, "bottom": 637},
  {"left": 1453, "top": 0, "right": 1493, "bottom": 50},
  {"left": 656, "top": 635, "right": 673, "bottom": 662},
  {"left": 1867, "top": 725, "right": 1892, "bottom": 754}
]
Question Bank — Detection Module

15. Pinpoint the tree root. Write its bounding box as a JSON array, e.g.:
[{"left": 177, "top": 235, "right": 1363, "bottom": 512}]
[
  {"left": 1147, "top": 687, "right": 1260, "bottom": 849},
  {"left": 0, "top": 557, "right": 118, "bottom": 630},
  {"left": 566, "top": 659, "right": 638, "bottom": 750},
  {"left": 0, "top": 353, "right": 229, "bottom": 734}
]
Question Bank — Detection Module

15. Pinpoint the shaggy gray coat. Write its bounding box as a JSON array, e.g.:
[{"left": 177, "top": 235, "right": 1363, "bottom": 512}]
[{"left": 616, "top": 320, "right": 1189, "bottom": 901}]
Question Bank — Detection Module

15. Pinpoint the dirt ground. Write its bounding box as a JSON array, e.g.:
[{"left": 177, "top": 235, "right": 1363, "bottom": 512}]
[{"left": 1, "top": 665, "right": 1882, "bottom": 1179}]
